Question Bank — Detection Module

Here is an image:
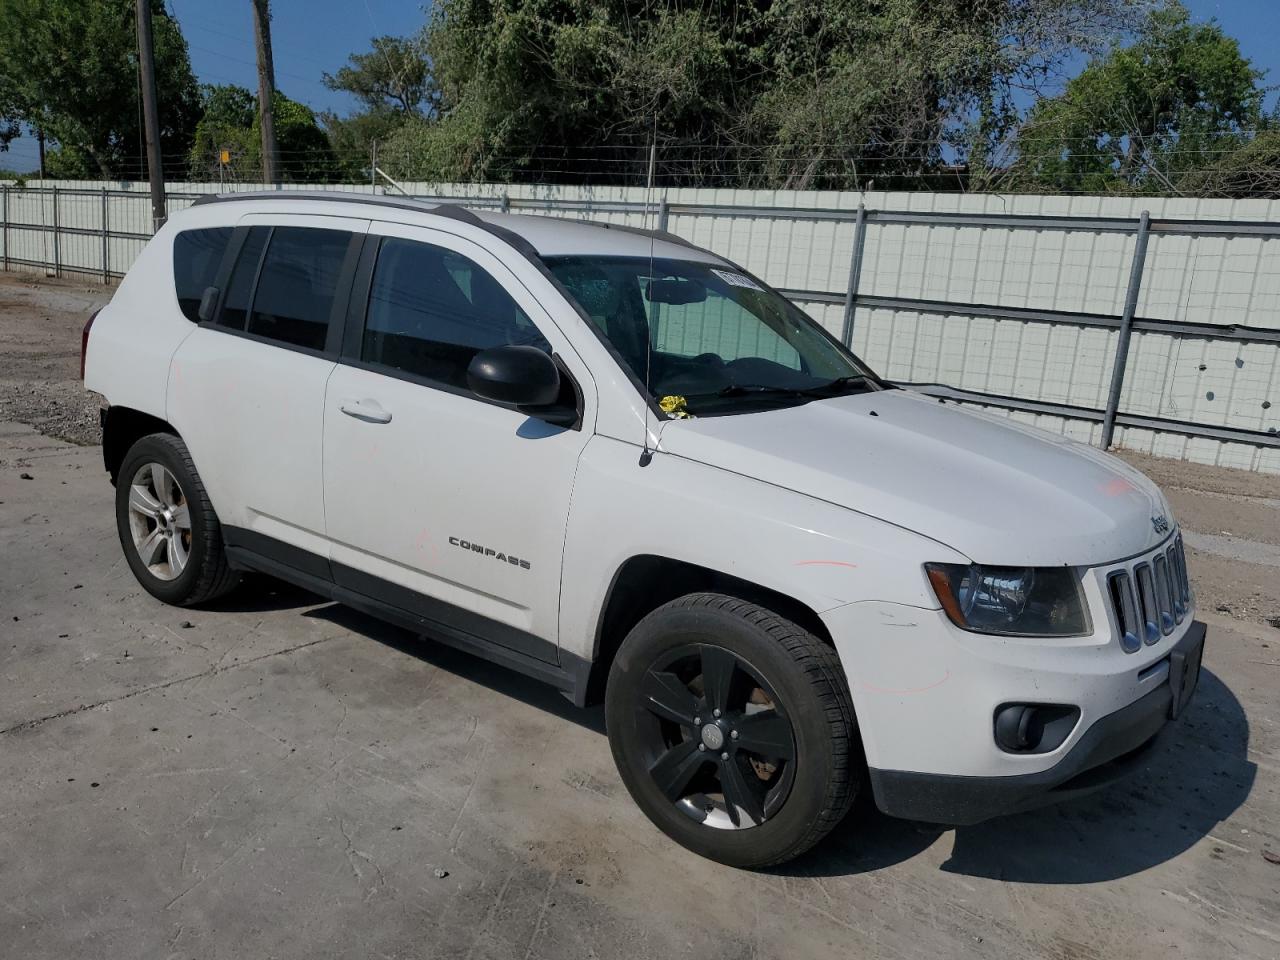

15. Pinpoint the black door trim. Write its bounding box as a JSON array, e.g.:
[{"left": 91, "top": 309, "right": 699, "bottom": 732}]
[
  {"left": 222, "top": 525, "right": 589, "bottom": 703},
  {"left": 223, "top": 526, "right": 333, "bottom": 581}
]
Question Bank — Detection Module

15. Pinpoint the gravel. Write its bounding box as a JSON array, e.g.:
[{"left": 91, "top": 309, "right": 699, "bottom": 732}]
[{"left": 0, "top": 271, "right": 111, "bottom": 445}]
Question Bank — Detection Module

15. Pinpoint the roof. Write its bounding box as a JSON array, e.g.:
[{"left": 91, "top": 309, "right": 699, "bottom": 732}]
[{"left": 189, "top": 190, "right": 723, "bottom": 264}]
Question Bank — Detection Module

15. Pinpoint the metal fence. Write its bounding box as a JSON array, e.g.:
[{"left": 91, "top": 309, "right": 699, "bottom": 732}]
[{"left": 2, "top": 180, "right": 1278, "bottom": 473}]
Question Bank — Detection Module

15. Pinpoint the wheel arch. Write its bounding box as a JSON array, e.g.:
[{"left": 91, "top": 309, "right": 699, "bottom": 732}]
[
  {"left": 103, "top": 406, "right": 179, "bottom": 484},
  {"left": 582, "top": 554, "right": 836, "bottom": 705}
]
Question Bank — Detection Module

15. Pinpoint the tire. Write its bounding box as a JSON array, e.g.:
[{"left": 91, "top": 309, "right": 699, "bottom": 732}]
[
  {"left": 605, "top": 592, "right": 858, "bottom": 868},
  {"left": 115, "top": 433, "right": 239, "bottom": 606}
]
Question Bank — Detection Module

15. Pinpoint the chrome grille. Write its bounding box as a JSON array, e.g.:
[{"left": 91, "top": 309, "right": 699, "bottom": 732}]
[
  {"left": 1153, "top": 555, "right": 1175, "bottom": 635},
  {"left": 1107, "top": 571, "right": 1142, "bottom": 653},
  {"left": 1108, "top": 535, "right": 1191, "bottom": 654}
]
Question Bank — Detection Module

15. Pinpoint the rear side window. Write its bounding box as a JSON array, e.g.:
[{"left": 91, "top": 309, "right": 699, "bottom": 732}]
[
  {"left": 172, "top": 227, "right": 232, "bottom": 322},
  {"left": 248, "top": 227, "right": 351, "bottom": 351},
  {"left": 361, "top": 237, "right": 550, "bottom": 389},
  {"left": 216, "top": 225, "right": 352, "bottom": 353}
]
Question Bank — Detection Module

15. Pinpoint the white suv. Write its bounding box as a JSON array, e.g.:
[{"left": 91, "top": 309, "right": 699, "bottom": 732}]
[{"left": 83, "top": 192, "right": 1205, "bottom": 867}]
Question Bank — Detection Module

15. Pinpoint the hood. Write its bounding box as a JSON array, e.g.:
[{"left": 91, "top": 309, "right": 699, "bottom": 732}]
[{"left": 657, "top": 389, "right": 1171, "bottom": 567}]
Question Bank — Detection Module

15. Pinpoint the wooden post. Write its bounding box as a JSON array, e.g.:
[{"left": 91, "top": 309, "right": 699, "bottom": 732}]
[
  {"left": 252, "top": 0, "right": 279, "bottom": 185},
  {"left": 136, "top": 0, "right": 167, "bottom": 228}
]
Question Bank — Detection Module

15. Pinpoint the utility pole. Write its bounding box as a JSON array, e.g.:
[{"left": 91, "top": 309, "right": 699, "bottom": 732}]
[
  {"left": 135, "top": 0, "right": 166, "bottom": 228},
  {"left": 252, "top": 0, "right": 278, "bottom": 185}
]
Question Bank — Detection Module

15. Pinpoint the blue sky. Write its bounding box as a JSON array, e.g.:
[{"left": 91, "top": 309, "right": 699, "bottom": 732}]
[{"left": 2, "top": 0, "right": 1276, "bottom": 173}]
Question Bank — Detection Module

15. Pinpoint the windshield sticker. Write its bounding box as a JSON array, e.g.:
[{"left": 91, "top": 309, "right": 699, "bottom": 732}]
[{"left": 711, "top": 269, "right": 764, "bottom": 291}]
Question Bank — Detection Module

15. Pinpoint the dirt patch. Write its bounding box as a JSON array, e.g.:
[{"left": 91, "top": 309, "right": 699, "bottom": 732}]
[
  {"left": 0, "top": 272, "right": 112, "bottom": 445},
  {"left": 1116, "top": 449, "right": 1280, "bottom": 502}
]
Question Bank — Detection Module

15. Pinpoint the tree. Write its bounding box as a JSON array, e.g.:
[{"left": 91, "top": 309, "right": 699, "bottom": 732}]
[
  {"left": 0, "top": 0, "right": 200, "bottom": 179},
  {"left": 321, "top": 34, "right": 435, "bottom": 178},
  {"left": 1006, "top": 2, "right": 1266, "bottom": 194},
  {"left": 745, "top": 0, "right": 1151, "bottom": 189},
  {"left": 324, "top": 36, "right": 435, "bottom": 117},
  {"left": 1175, "top": 123, "right": 1280, "bottom": 198},
  {"left": 188, "top": 84, "right": 339, "bottom": 183},
  {"left": 356, "top": 0, "right": 1146, "bottom": 188}
]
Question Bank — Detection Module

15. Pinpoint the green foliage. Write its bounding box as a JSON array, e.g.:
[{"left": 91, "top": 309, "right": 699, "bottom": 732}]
[
  {"left": 321, "top": 106, "right": 410, "bottom": 180},
  {"left": 1175, "top": 122, "right": 1280, "bottom": 198},
  {"left": 323, "top": 36, "right": 435, "bottom": 116},
  {"left": 1008, "top": 2, "right": 1266, "bottom": 194},
  {"left": 188, "top": 85, "right": 340, "bottom": 183},
  {"left": 0, "top": 0, "right": 200, "bottom": 179},
  {"left": 362, "top": 0, "right": 1150, "bottom": 188},
  {"left": 320, "top": 34, "right": 436, "bottom": 177}
]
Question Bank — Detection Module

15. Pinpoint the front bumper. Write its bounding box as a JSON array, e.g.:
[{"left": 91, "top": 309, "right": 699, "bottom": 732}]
[{"left": 866, "top": 620, "right": 1205, "bottom": 824}]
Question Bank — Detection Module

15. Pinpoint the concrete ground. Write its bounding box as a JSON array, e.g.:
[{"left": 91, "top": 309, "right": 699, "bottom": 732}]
[{"left": 1, "top": 273, "right": 1278, "bottom": 959}]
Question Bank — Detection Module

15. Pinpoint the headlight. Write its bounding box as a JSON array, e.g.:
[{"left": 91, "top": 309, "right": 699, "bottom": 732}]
[{"left": 925, "top": 563, "right": 1091, "bottom": 637}]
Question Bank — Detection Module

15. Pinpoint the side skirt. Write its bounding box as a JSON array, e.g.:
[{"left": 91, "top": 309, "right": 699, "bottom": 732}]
[{"left": 223, "top": 529, "right": 591, "bottom": 706}]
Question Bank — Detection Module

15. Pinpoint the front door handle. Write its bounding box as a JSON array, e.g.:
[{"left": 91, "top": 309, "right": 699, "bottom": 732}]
[{"left": 339, "top": 398, "right": 392, "bottom": 424}]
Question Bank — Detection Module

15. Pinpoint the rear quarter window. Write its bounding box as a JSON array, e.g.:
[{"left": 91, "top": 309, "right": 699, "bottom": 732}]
[{"left": 172, "top": 227, "right": 233, "bottom": 322}]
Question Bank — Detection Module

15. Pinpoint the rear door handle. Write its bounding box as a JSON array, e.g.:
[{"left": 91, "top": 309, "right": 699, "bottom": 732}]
[{"left": 339, "top": 398, "right": 392, "bottom": 424}]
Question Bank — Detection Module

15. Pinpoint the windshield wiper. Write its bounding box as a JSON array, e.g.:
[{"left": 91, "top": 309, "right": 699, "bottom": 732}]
[
  {"left": 716, "top": 383, "right": 806, "bottom": 397},
  {"left": 716, "top": 375, "right": 868, "bottom": 399},
  {"left": 809, "top": 374, "right": 868, "bottom": 395}
]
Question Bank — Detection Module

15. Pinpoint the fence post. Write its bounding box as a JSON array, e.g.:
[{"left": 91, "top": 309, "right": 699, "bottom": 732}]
[
  {"left": 1100, "top": 210, "right": 1152, "bottom": 450},
  {"left": 101, "top": 187, "right": 109, "bottom": 283},
  {"left": 1, "top": 185, "right": 7, "bottom": 273},
  {"left": 51, "top": 185, "right": 61, "bottom": 278},
  {"left": 657, "top": 197, "right": 669, "bottom": 233},
  {"left": 840, "top": 202, "right": 868, "bottom": 347}
]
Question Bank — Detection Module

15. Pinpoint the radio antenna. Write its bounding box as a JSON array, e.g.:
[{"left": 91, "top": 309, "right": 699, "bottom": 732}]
[{"left": 639, "top": 119, "right": 658, "bottom": 467}]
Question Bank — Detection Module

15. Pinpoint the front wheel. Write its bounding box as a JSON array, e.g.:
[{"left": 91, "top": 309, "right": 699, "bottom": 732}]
[{"left": 605, "top": 593, "right": 859, "bottom": 868}]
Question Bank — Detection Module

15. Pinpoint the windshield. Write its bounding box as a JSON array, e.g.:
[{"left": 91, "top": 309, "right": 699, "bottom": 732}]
[{"left": 544, "top": 255, "right": 879, "bottom": 416}]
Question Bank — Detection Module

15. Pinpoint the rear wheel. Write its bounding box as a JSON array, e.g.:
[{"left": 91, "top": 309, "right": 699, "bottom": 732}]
[
  {"left": 605, "top": 593, "right": 858, "bottom": 867},
  {"left": 115, "top": 433, "right": 238, "bottom": 606}
]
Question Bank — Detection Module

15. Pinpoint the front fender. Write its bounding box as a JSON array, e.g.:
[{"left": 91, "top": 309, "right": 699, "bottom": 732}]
[{"left": 558, "top": 435, "right": 963, "bottom": 662}]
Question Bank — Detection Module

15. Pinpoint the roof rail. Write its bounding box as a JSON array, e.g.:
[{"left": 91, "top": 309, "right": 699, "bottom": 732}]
[
  {"left": 189, "top": 189, "right": 443, "bottom": 214},
  {"left": 188, "top": 188, "right": 699, "bottom": 250}
]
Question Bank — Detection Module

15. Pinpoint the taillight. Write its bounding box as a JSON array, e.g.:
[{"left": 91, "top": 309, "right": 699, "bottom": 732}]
[{"left": 81, "top": 309, "right": 101, "bottom": 381}]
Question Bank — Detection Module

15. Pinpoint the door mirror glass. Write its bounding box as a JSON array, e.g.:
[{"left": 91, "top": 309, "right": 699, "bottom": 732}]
[{"left": 467, "top": 345, "right": 561, "bottom": 408}]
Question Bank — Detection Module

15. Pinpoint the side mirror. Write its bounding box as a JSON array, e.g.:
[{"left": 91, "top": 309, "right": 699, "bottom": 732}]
[{"left": 467, "top": 345, "right": 561, "bottom": 408}]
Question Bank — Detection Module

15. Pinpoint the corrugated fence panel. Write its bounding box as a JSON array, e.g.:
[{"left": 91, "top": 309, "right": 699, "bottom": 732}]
[{"left": 1, "top": 180, "right": 1277, "bottom": 472}]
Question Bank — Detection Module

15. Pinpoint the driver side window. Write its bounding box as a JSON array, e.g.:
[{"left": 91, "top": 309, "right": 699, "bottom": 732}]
[{"left": 361, "top": 237, "right": 551, "bottom": 390}]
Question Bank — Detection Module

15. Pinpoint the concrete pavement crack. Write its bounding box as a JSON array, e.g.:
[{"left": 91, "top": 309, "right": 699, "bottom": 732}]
[{"left": 0, "top": 634, "right": 343, "bottom": 736}]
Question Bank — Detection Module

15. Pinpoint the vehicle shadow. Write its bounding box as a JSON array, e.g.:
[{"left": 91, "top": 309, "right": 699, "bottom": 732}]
[
  {"left": 783, "top": 668, "right": 1255, "bottom": 883},
  {"left": 301, "top": 599, "right": 609, "bottom": 735},
  {"left": 198, "top": 573, "right": 326, "bottom": 613}
]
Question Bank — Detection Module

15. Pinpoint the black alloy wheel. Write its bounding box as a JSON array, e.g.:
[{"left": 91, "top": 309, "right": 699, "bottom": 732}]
[
  {"left": 606, "top": 593, "right": 859, "bottom": 868},
  {"left": 637, "top": 643, "right": 796, "bottom": 829}
]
